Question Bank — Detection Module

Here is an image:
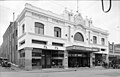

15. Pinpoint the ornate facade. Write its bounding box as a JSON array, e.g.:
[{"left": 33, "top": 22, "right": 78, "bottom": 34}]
[{"left": 1, "top": 3, "right": 109, "bottom": 70}]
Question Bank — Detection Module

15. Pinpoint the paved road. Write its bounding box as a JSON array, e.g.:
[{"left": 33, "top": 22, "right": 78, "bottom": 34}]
[{"left": 1, "top": 67, "right": 120, "bottom": 77}]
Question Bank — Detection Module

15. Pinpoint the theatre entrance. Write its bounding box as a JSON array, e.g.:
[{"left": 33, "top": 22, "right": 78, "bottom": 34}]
[{"left": 68, "top": 52, "right": 90, "bottom": 67}]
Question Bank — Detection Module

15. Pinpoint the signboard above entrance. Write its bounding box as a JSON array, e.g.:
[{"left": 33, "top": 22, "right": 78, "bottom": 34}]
[{"left": 66, "top": 45, "right": 99, "bottom": 52}]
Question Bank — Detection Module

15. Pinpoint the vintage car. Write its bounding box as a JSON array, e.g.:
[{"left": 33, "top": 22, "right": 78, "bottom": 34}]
[{"left": 0, "top": 57, "right": 11, "bottom": 67}]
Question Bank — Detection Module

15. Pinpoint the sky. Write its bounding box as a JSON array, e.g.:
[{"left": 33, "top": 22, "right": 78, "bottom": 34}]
[{"left": 0, "top": 0, "right": 120, "bottom": 45}]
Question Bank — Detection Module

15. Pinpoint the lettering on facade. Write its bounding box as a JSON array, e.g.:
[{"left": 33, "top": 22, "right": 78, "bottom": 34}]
[
  {"left": 86, "top": 48, "right": 92, "bottom": 51},
  {"left": 92, "top": 48, "right": 98, "bottom": 51},
  {"left": 74, "top": 46, "right": 85, "bottom": 50},
  {"left": 68, "top": 54, "right": 82, "bottom": 57}
]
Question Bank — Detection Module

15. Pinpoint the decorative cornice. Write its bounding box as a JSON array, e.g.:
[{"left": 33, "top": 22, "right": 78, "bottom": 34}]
[{"left": 17, "top": 3, "right": 109, "bottom": 36}]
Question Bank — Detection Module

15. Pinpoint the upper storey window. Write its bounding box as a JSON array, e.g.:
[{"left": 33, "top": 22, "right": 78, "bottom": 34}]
[
  {"left": 54, "top": 27, "right": 61, "bottom": 38},
  {"left": 93, "top": 36, "right": 97, "bottom": 44},
  {"left": 74, "top": 32, "right": 84, "bottom": 42},
  {"left": 101, "top": 38, "right": 105, "bottom": 45},
  {"left": 22, "top": 24, "right": 25, "bottom": 34},
  {"left": 35, "top": 22, "right": 44, "bottom": 35}
]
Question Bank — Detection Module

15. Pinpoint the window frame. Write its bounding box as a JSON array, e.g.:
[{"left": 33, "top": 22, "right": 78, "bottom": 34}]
[
  {"left": 22, "top": 24, "right": 25, "bottom": 34},
  {"left": 32, "top": 39, "right": 47, "bottom": 45},
  {"left": 35, "top": 22, "right": 44, "bottom": 35},
  {"left": 74, "top": 32, "right": 84, "bottom": 42},
  {"left": 101, "top": 38, "right": 105, "bottom": 45},
  {"left": 19, "top": 40, "right": 25, "bottom": 46},
  {"left": 54, "top": 27, "right": 61, "bottom": 38},
  {"left": 93, "top": 36, "right": 97, "bottom": 44}
]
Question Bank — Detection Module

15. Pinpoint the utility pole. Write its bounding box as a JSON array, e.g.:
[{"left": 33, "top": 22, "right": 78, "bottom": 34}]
[
  {"left": 13, "top": 12, "right": 15, "bottom": 22},
  {"left": 77, "top": 0, "right": 79, "bottom": 13}
]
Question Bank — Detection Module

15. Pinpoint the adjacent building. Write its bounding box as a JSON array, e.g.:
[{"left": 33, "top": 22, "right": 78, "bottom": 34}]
[
  {"left": 1, "top": 3, "right": 109, "bottom": 70},
  {"left": 1, "top": 22, "right": 18, "bottom": 64},
  {"left": 0, "top": 45, "right": 2, "bottom": 57},
  {"left": 109, "top": 42, "right": 120, "bottom": 61}
]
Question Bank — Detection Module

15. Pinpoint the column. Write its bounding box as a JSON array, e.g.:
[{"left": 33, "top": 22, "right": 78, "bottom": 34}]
[
  {"left": 106, "top": 54, "right": 109, "bottom": 63},
  {"left": 24, "top": 47, "right": 33, "bottom": 71},
  {"left": 105, "top": 54, "right": 109, "bottom": 68},
  {"left": 17, "top": 51, "right": 20, "bottom": 65},
  {"left": 90, "top": 53, "right": 93, "bottom": 67},
  {"left": 63, "top": 50, "right": 68, "bottom": 69}
]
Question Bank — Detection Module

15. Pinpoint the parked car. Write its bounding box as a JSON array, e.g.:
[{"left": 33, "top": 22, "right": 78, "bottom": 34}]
[
  {"left": 0, "top": 57, "right": 8, "bottom": 65},
  {"left": 0, "top": 57, "right": 11, "bottom": 67},
  {"left": 1, "top": 61, "right": 11, "bottom": 67}
]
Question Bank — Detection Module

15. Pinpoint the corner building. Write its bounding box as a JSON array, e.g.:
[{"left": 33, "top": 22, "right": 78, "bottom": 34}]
[{"left": 17, "top": 3, "right": 109, "bottom": 70}]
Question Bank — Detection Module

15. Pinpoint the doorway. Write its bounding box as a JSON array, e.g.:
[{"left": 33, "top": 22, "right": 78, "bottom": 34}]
[
  {"left": 42, "top": 50, "right": 51, "bottom": 68},
  {"left": 68, "top": 52, "right": 90, "bottom": 67}
]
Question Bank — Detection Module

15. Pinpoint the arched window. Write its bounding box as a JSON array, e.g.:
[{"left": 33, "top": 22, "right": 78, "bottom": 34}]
[
  {"left": 54, "top": 27, "right": 61, "bottom": 38},
  {"left": 74, "top": 32, "right": 84, "bottom": 42},
  {"left": 35, "top": 22, "right": 44, "bottom": 34},
  {"left": 93, "top": 36, "right": 97, "bottom": 44}
]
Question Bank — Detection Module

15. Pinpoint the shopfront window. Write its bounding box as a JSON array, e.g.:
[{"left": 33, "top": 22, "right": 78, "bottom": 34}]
[
  {"left": 74, "top": 32, "right": 84, "bottom": 42},
  {"left": 32, "top": 49, "right": 42, "bottom": 57},
  {"left": 32, "top": 59, "right": 41, "bottom": 67},
  {"left": 52, "top": 59, "right": 63, "bottom": 68},
  {"left": 19, "top": 49, "right": 25, "bottom": 57},
  {"left": 51, "top": 51, "right": 63, "bottom": 68},
  {"left": 52, "top": 51, "right": 64, "bottom": 57}
]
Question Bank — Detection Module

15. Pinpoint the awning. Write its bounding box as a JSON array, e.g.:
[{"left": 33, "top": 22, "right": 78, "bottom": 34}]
[{"left": 66, "top": 45, "right": 99, "bottom": 52}]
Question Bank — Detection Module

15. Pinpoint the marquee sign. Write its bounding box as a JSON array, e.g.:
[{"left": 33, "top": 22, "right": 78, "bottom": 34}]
[{"left": 66, "top": 45, "right": 99, "bottom": 52}]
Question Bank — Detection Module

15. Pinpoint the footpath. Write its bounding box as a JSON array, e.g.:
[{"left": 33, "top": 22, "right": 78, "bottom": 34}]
[{"left": 0, "top": 66, "right": 106, "bottom": 73}]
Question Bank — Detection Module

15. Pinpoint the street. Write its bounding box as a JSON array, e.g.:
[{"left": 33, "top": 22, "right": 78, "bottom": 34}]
[{"left": 0, "top": 67, "right": 120, "bottom": 77}]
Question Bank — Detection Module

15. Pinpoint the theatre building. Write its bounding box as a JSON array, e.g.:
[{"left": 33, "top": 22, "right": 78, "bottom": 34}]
[{"left": 16, "top": 3, "right": 109, "bottom": 70}]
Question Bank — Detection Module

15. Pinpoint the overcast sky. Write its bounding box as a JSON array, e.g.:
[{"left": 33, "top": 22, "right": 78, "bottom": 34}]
[{"left": 0, "top": 0, "right": 120, "bottom": 45}]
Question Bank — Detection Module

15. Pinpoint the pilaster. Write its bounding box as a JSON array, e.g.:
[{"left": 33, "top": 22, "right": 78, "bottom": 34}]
[
  {"left": 24, "top": 47, "right": 33, "bottom": 71},
  {"left": 90, "top": 53, "right": 93, "bottom": 67},
  {"left": 63, "top": 50, "right": 68, "bottom": 69}
]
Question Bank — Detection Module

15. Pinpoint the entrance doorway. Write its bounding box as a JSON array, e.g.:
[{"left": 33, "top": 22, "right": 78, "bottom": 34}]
[
  {"left": 95, "top": 54, "right": 103, "bottom": 66},
  {"left": 42, "top": 50, "right": 51, "bottom": 68},
  {"left": 68, "top": 52, "right": 90, "bottom": 67},
  {"left": 68, "top": 57, "right": 89, "bottom": 67}
]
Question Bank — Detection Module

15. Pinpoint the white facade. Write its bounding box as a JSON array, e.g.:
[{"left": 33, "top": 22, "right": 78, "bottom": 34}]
[{"left": 16, "top": 3, "right": 109, "bottom": 70}]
